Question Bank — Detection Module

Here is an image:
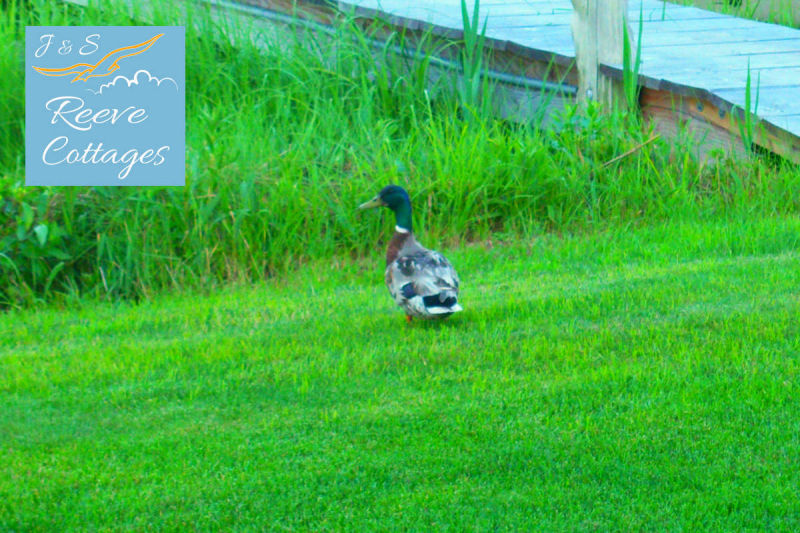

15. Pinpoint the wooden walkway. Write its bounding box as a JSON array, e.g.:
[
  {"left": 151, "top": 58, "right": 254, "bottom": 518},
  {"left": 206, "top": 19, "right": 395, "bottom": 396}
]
[{"left": 329, "top": 0, "right": 800, "bottom": 160}]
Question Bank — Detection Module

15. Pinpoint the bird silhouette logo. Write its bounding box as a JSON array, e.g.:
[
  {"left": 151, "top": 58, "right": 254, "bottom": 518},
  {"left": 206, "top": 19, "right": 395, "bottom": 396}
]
[{"left": 32, "top": 33, "right": 164, "bottom": 83}]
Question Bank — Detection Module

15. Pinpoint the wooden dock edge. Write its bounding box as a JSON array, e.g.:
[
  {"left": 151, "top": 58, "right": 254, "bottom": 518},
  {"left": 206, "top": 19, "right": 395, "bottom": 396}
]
[
  {"left": 601, "top": 64, "right": 800, "bottom": 165},
  {"left": 220, "top": 0, "right": 800, "bottom": 166},
  {"left": 65, "top": 0, "right": 800, "bottom": 165},
  {"left": 333, "top": 0, "right": 800, "bottom": 165}
]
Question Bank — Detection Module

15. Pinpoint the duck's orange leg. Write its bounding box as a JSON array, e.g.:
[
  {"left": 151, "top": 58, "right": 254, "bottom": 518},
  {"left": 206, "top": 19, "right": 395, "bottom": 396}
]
[{"left": 405, "top": 314, "right": 413, "bottom": 324}]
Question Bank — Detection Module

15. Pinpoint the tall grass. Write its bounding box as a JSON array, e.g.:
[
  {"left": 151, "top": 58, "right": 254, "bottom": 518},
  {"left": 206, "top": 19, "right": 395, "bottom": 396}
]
[
  {"left": 622, "top": 4, "right": 644, "bottom": 110},
  {"left": 1, "top": 0, "right": 799, "bottom": 308},
  {"left": 458, "top": 0, "right": 491, "bottom": 119},
  {"left": 733, "top": 61, "right": 761, "bottom": 153}
]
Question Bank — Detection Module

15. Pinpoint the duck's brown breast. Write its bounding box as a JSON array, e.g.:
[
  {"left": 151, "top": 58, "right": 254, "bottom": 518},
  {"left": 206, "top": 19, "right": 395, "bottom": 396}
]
[{"left": 385, "top": 231, "right": 411, "bottom": 266}]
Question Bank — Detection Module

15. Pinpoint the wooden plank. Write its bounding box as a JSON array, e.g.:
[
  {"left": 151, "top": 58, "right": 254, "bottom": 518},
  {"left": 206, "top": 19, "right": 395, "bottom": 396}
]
[
  {"left": 340, "top": 4, "right": 461, "bottom": 26},
  {"left": 486, "top": 27, "right": 575, "bottom": 55},
  {"left": 636, "top": 39, "right": 800, "bottom": 62},
  {"left": 637, "top": 27, "right": 800, "bottom": 46},
  {"left": 604, "top": 67, "right": 800, "bottom": 142},
  {"left": 634, "top": 64, "right": 800, "bottom": 94},
  {"left": 639, "top": 88, "right": 750, "bottom": 160},
  {"left": 605, "top": 59, "right": 800, "bottom": 91},
  {"left": 641, "top": 39, "right": 800, "bottom": 57},
  {"left": 614, "top": 42, "right": 800, "bottom": 90},
  {"left": 635, "top": 10, "right": 735, "bottom": 22},
  {"left": 753, "top": 120, "right": 800, "bottom": 163},
  {"left": 762, "top": 115, "right": 800, "bottom": 133},
  {"left": 636, "top": 17, "right": 785, "bottom": 32},
  {"left": 640, "top": 88, "right": 800, "bottom": 164},
  {"left": 632, "top": 3, "right": 751, "bottom": 19},
  {"left": 450, "top": 12, "right": 578, "bottom": 28},
  {"left": 761, "top": 115, "right": 800, "bottom": 132},
  {"left": 633, "top": 52, "right": 800, "bottom": 75},
  {"left": 338, "top": 1, "right": 466, "bottom": 37},
  {"left": 639, "top": 40, "right": 800, "bottom": 57},
  {"left": 493, "top": 83, "right": 572, "bottom": 124},
  {"left": 474, "top": 5, "right": 574, "bottom": 17},
  {"left": 636, "top": 0, "right": 695, "bottom": 10},
  {"left": 715, "top": 87, "right": 800, "bottom": 117},
  {"left": 729, "top": 58, "right": 800, "bottom": 71},
  {"left": 633, "top": 56, "right": 800, "bottom": 76},
  {"left": 636, "top": 18, "right": 795, "bottom": 33}
]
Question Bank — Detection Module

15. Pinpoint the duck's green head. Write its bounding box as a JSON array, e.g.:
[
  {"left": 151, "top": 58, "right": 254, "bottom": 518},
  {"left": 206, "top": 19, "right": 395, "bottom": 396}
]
[{"left": 358, "top": 184, "right": 412, "bottom": 232}]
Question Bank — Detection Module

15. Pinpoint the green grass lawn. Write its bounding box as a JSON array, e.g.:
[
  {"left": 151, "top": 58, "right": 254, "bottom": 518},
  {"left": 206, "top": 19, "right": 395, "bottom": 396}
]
[
  {"left": 3, "top": 215, "right": 800, "bottom": 531},
  {"left": 5, "top": 0, "right": 800, "bottom": 308},
  {"left": 4, "top": 2, "right": 800, "bottom": 530}
]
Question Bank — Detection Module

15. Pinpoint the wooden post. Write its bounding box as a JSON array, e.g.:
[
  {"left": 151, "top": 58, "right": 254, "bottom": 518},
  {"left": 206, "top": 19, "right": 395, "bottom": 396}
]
[{"left": 570, "top": 0, "right": 630, "bottom": 107}]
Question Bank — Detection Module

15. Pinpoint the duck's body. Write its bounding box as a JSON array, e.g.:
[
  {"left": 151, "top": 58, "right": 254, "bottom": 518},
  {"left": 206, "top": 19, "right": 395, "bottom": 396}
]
[
  {"left": 384, "top": 229, "right": 461, "bottom": 319},
  {"left": 359, "top": 185, "right": 462, "bottom": 321}
]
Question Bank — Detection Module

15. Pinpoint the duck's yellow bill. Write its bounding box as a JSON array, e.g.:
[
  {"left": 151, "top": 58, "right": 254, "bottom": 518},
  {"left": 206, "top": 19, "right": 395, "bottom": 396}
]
[{"left": 357, "top": 196, "right": 384, "bottom": 210}]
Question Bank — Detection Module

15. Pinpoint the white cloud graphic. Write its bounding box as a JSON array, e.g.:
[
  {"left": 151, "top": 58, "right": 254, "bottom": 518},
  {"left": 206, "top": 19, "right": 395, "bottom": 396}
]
[{"left": 87, "top": 69, "right": 179, "bottom": 96}]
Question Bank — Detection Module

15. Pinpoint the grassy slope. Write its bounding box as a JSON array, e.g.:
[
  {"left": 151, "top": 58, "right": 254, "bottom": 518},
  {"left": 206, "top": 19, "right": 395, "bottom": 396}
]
[
  {"left": 3, "top": 215, "right": 800, "bottom": 531},
  {"left": 4, "top": 1, "right": 800, "bottom": 307}
]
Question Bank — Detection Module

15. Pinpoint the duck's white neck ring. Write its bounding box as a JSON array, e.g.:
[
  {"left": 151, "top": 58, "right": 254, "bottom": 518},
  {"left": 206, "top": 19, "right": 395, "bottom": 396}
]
[{"left": 395, "top": 225, "right": 410, "bottom": 234}]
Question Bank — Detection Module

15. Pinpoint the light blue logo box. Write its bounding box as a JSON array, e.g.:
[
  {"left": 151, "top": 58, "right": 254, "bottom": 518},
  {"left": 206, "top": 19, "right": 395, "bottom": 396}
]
[{"left": 25, "top": 26, "right": 185, "bottom": 186}]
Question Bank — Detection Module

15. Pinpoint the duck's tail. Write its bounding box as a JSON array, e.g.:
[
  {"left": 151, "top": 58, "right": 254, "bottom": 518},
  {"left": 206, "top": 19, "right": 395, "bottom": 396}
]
[{"left": 423, "top": 291, "right": 462, "bottom": 315}]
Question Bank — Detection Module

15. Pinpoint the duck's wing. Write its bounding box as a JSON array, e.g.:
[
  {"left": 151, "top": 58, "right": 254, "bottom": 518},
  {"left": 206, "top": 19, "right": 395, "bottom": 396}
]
[{"left": 386, "top": 249, "right": 462, "bottom": 315}]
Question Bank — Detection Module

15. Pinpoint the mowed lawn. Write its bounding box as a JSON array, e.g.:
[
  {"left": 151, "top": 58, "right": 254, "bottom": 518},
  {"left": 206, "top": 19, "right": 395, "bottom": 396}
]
[{"left": 2, "top": 217, "right": 800, "bottom": 531}]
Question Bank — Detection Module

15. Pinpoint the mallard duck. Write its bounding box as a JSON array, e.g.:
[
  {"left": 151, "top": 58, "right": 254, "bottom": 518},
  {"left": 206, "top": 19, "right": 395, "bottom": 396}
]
[{"left": 358, "top": 185, "right": 462, "bottom": 322}]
